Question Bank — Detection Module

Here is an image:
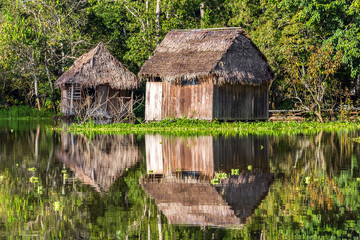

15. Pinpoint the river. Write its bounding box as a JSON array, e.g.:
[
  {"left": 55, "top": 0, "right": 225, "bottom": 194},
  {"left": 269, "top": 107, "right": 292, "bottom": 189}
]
[{"left": 0, "top": 120, "right": 359, "bottom": 239}]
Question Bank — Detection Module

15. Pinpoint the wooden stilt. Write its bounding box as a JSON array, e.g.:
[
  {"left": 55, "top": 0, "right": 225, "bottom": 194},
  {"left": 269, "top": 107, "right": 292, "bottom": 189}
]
[
  {"left": 70, "top": 84, "right": 74, "bottom": 115},
  {"left": 130, "top": 90, "right": 134, "bottom": 115}
]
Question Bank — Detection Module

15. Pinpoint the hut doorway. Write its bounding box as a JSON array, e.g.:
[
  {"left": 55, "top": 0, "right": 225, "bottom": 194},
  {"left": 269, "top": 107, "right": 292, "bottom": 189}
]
[
  {"left": 145, "top": 82, "right": 162, "bottom": 121},
  {"left": 95, "top": 85, "right": 109, "bottom": 113}
]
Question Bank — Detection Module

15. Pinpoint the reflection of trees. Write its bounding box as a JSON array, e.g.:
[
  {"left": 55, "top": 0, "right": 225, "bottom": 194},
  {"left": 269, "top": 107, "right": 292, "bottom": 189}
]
[
  {"left": 270, "top": 131, "right": 360, "bottom": 176},
  {"left": 257, "top": 131, "right": 360, "bottom": 239}
]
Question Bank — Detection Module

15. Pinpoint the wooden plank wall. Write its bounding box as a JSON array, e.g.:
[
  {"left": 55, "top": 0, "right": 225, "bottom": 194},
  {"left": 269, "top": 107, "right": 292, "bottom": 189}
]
[
  {"left": 107, "top": 89, "right": 129, "bottom": 113},
  {"left": 161, "top": 136, "right": 214, "bottom": 178},
  {"left": 95, "top": 85, "right": 109, "bottom": 112},
  {"left": 61, "top": 88, "right": 70, "bottom": 115},
  {"left": 145, "top": 135, "right": 164, "bottom": 174},
  {"left": 144, "top": 135, "right": 269, "bottom": 178},
  {"left": 145, "top": 82, "right": 163, "bottom": 121},
  {"left": 212, "top": 84, "right": 269, "bottom": 121},
  {"left": 145, "top": 135, "right": 214, "bottom": 178},
  {"left": 162, "top": 78, "right": 213, "bottom": 120}
]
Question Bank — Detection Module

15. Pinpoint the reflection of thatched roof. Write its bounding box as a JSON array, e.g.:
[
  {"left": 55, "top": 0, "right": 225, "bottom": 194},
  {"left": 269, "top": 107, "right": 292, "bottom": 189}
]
[
  {"left": 139, "top": 28, "right": 273, "bottom": 86},
  {"left": 215, "top": 173, "right": 273, "bottom": 221},
  {"left": 141, "top": 172, "right": 272, "bottom": 227},
  {"left": 141, "top": 178, "right": 240, "bottom": 227},
  {"left": 55, "top": 42, "right": 140, "bottom": 90},
  {"left": 56, "top": 133, "right": 142, "bottom": 192}
]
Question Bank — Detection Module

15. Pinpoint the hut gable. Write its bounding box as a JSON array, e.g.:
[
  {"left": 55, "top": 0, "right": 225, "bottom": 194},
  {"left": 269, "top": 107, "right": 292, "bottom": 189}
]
[
  {"left": 139, "top": 28, "right": 273, "bottom": 86},
  {"left": 213, "top": 34, "right": 273, "bottom": 86},
  {"left": 55, "top": 42, "right": 140, "bottom": 90}
]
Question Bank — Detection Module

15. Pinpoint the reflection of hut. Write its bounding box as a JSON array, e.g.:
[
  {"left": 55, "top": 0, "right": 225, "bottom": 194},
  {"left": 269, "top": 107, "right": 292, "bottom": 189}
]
[
  {"left": 139, "top": 28, "right": 274, "bottom": 121},
  {"left": 145, "top": 135, "right": 214, "bottom": 177},
  {"left": 145, "top": 135, "right": 269, "bottom": 178},
  {"left": 55, "top": 42, "right": 140, "bottom": 118},
  {"left": 141, "top": 135, "right": 272, "bottom": 227},
  {"left": 56, "top": 132, "right": 142, "bottom": 192}
]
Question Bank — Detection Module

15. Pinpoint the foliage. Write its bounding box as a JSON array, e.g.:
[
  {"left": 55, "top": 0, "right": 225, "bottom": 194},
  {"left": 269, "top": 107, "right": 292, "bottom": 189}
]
[
  {"left": 0, "top": 106, "right": 53, "bottom": 119},
  {"left": 1, "top": 0, "right": 360, "bottom": 111},
  {"left": 64, "top": 117, "right": 360, "bottom": 136},
  {"left": 284, "top": 44, "right": 343, "bottom": 122}
]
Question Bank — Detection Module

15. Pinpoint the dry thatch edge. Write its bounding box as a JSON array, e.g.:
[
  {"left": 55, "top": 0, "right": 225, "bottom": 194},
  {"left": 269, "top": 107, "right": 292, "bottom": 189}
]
[
  {"left": 55, "top": 42, "right": 140, "bottom": 90},
  {"left": 143, "top": 72, "right": 269, "bottom": 86}
]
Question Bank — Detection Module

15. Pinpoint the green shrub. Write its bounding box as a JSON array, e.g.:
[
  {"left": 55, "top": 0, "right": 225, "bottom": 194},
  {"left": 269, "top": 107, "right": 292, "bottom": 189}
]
[{"left": 0, "top": 106, "right": 53, "bottom": 119}]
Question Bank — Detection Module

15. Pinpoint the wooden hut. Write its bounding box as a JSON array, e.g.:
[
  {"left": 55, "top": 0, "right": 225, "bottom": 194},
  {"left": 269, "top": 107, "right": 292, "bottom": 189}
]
[
  {"left": 139, "top": 28, "right": 274, "bottom": 121},
  {"left": 141, "top": 135, "right": 272, "bottom": 227},
  {"left": 56, "top": 132, "right": 142, "bottom": 193},
  {"left": 55, "top": 42, "right": 140, "bottom": 119}
]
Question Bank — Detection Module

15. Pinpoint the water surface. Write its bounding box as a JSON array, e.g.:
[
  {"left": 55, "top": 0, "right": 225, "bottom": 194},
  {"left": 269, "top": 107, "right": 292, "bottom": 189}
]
[{"left": 0, "top": 120, "right": 359, "bottom": 239}]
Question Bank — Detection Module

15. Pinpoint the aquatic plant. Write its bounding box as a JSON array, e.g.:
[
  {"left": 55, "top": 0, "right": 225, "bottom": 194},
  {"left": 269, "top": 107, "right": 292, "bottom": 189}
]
[{"left": 63, "top": 118, "right": 360, "bottom": 136}]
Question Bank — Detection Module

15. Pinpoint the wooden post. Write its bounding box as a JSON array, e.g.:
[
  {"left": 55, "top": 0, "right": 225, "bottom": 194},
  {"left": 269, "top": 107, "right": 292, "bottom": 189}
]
[
  {"left": 130, "top": 90, "right": 134, "bottom": 115},
  {"left": 70, "top": 84, "right": 74, "bottom": 115}
]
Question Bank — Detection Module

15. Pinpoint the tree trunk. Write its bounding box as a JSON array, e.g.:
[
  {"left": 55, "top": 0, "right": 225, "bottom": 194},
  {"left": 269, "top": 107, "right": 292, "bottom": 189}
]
[
  {"left": 33, "top": 74, "right": 41, "bottom": 110},
  {"left": 146, "top": 0, "right": 149, "bottom": 28},
  {"left": 60, "top": 42, "right": 65, "bottom": 73},
  {"left": 356, "top": 75, "right": 360, "bottom": 100},
  {"left": 155, "top": 0, "right": 161, "bottom": 43},
  {"left": 200, "top": 2, "right": 205, "bottom": 26},
  {"left": 45, "top": 55, "right": 57, "bottom": 114},
  {"left": 315, "top": 105, "right": 323, "bottom": 123}
]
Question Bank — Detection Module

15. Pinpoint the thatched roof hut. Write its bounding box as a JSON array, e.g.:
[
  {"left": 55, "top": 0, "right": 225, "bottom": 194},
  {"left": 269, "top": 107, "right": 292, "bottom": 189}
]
[
  {"left": 56, "top": 132, "right": 142, "bottom": 193},
  {"left": 139, "top": 28, "right": 273, "bottom": 86},
  {"left": 55, "top": 42, "right": 140, "bottom": 118},
  {"left": 139, "top": 28, "right": 274, "bottom": 121},
  {"left": 55, "top": 42, "right": 140, "bottom": 90}
]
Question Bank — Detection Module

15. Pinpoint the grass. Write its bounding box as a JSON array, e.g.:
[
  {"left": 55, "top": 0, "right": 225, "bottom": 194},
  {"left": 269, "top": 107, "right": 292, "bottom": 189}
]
[
  {"left": 0, "top": 106, "right": 54, "bottom": 119},
  {"left": 63, "top": 118, "right": 360, "bottom": 136}
]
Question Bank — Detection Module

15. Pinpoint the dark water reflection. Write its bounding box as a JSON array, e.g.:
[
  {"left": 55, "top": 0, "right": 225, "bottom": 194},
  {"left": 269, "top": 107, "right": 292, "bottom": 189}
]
[{"left": 0, "top": 120, "right": 359, "bottom": 239}]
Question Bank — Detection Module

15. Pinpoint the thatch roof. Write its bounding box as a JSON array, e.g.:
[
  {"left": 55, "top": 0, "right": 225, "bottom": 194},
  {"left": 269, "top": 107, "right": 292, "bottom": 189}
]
[
  {"left": 139, "top": 28, "right": 273, "bottom": 86},
  {"left": 56, "top": 133, "right": 142, "bottom": 193},
  {"left": 55, "top": 42, "right": 140, "bottom": 90}
]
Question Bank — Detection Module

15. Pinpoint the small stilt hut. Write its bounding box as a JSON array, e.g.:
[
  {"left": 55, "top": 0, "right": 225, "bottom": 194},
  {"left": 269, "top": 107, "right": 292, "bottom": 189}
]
[
  {"left": 55, "top": 42, "right": 140, "bottom": 120},
  {"left": 139, "top": 28, "right": 274, "bottom": 121}
]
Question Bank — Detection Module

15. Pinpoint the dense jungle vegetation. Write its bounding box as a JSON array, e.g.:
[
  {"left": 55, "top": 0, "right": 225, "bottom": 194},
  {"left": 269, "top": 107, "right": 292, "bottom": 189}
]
[{"left": 1, "top": 0, "right": 360, "bottom": 120}]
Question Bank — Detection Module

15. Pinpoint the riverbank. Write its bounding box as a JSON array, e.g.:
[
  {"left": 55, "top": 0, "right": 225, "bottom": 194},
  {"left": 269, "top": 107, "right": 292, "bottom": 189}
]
[
  {"left": 0, "top": 106, "right": 54, "bottom": 120},
  {"left": 64, "top": 118, "right": 360, "bottom": 136}
]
